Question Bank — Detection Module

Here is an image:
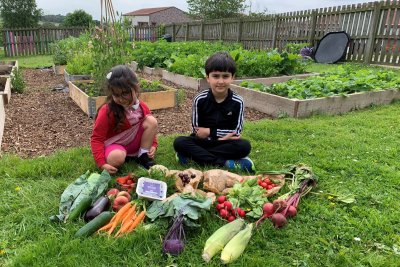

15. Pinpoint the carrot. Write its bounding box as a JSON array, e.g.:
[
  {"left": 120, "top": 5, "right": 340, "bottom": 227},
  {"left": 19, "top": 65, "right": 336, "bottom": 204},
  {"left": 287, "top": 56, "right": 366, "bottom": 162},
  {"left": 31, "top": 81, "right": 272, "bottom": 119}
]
[
  {"left": 114, "top": 216, "right": 136, "bottom": 237},
  {"left": 121, "top": 204, "right": 137, "bottom": 226},
  {"left": 104, "top": 202, "right": 132, "bottom": 236},
  {"left": 124, "top": 210, "right": 146, "bottom": 234}
]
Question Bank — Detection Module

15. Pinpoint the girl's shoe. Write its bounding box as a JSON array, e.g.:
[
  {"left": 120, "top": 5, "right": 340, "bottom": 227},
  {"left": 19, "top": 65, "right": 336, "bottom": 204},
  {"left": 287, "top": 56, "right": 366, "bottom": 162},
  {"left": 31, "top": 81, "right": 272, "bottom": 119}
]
[{"left": 138, "top": 153, "right": 155, "bottom": 169}]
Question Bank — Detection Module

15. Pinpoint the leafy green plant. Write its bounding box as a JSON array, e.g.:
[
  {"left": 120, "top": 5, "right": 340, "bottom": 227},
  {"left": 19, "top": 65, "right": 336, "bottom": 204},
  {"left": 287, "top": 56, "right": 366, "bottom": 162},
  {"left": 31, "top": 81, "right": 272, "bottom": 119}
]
[
  {"left": 284, "top": 42, "right": 310, "bottom": 54},
  {"left": 90, "top": 21, "right": 134, "bottom": 96},
  {"left": 66, "top": 52, "right": 94, "bottom": 75},
  {"left": 139, "top": 79, "right": 165, "bottom": 92},
  {"left": 176, "top": 88, "right": 186, "bottom": 106},
  {"left": 10, "top": 68, "right": 25, "bottom": 93},
  {"left": 240, "top": 64, "right": 400, "bottom": 99}
]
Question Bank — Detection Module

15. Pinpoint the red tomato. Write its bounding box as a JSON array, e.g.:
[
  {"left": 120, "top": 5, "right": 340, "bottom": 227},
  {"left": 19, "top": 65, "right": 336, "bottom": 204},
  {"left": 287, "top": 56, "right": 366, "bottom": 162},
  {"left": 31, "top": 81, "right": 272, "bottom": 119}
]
[
  {"left": 267, "top": 184, "right": 274, "bottom": 190},
  {"left": 257, "top": 179, "right": 263, "bottom": 186},
  {"left": 261, "top": 182, "right": 268, "bottom": 188},
  {"left": 216, "top": 203, "right": 224, "bottom": 210},
  {"left": 264, "top": 178, "right": 271, "bottom": 184}
]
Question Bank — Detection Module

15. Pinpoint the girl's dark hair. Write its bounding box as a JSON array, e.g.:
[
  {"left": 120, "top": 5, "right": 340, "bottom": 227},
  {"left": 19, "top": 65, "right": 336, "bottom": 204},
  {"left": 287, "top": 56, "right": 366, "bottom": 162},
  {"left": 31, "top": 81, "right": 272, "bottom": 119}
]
[
  {"left": 205, "top": 52, "right": 236, "bottom": 76},
  {"left": 101, "top": 65, "right": 139, "bottom": 131}
]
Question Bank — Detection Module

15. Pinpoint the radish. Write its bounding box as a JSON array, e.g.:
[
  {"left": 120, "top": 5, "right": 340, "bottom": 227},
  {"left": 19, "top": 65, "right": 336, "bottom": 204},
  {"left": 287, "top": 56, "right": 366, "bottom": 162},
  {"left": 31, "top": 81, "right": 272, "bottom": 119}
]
[
  {"left": 219, "top": 209, "right": 228, "bottom": 218},
  {"left": 216, "top": 203, "right": 224, "bottom": 210},
  {"left": 217, "top": 195, "right": 226, "bottom": 204},
  {"left": 271, "top": 213, "right": 287, "bottom": 228},
  {"left": 223, "top": 201, "right": 232, "bottom": 211}
]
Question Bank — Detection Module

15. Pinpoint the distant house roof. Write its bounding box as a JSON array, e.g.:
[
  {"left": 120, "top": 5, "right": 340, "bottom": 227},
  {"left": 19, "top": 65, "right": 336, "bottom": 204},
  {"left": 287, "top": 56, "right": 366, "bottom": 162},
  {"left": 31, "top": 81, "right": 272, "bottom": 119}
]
[{"left": 123, "top": 7, "right": 174, "bottom": 16}]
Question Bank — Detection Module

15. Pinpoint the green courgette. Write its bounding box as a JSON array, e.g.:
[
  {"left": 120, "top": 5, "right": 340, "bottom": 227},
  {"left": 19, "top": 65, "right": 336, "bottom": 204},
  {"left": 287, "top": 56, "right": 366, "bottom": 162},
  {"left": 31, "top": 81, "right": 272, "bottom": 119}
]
[
  {"left": 68, "top": 197, "right": 92, "bottom": 221},
  {"left": 75, "top": 211, "right": 114, "bottom": 238}
]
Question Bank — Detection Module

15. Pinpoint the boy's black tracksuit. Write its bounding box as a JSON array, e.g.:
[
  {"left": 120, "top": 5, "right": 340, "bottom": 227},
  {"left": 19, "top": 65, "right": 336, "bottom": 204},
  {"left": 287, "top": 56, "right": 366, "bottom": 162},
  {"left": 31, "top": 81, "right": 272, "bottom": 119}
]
[{"left": 173, "top": 89, "right": 251, "bottom": 166}]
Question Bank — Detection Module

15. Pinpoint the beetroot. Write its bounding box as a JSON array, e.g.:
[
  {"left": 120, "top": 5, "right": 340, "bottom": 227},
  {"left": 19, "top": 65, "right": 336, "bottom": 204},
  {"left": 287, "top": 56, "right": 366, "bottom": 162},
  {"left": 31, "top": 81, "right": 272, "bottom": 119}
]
[
  {"left": 286, "top": 206, "right": 297, "bottom": 217},
  {"left": 271, "top": 213, "right": 287, "bottom": 228},
  {"left": 262, "top": 203, "right": 274, "bottom": 216},
  {"left": 272, "top": 199, "right": 287, "bottom": 212}
]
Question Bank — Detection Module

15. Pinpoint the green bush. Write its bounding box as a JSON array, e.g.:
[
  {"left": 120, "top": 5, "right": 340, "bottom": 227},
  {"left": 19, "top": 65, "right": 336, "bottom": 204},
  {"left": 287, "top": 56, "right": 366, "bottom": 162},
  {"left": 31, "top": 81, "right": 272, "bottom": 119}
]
[
  {"left": 66, "top": 52, "right": 93, "bottom": 75},
  {"left": 10, "top": 68, "right": 25, "bottom": 93}
]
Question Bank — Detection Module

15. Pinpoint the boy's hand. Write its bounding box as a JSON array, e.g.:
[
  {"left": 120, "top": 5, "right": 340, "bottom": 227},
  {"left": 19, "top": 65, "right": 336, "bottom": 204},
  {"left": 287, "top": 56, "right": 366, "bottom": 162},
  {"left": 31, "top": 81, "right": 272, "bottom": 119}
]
[
  {"left": 195, "top": 127, "right": 210, "bottom": 138},
  {"left": 218, "top": 132, "right": 241, "bottom": 141}
]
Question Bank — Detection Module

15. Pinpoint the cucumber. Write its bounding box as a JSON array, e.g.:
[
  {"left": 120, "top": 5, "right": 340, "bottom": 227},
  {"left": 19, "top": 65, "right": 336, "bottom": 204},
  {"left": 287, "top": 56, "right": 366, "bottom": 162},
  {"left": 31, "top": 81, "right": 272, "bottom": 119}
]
[
  {"left": 68, "top": 197, "right": 92, "bottom": 221},
  {"left": 75, "top": 211, "right": 114, "bottom": 238}
]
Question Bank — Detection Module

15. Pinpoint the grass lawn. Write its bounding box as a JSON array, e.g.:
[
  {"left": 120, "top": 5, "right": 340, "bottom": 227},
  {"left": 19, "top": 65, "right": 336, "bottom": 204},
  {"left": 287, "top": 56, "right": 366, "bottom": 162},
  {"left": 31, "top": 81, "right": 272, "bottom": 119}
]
[
  {"left": 0, "top": 49, "right": 53, "bottom": 69},
  {"left": 1, "top": 98, "right": 399, "bottom": 266}
]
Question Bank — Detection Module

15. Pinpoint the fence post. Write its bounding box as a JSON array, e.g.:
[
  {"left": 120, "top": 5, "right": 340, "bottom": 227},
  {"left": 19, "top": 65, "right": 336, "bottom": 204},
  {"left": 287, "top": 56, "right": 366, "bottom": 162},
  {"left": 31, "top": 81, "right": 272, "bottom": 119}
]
[
  {"left": 272, "top": 15, "right": 280, "bottom": 49},
  {"left": 185, "top": 23, "right": 189, "bottom": 41},
  {"left": 308, "top": 10, "right": 317, "bottom": 46},
  {"left": 172, "top": 23, "right": 176, "bottom": 42},
  {"left": 236, "top": 18, "right": 242, "bottom": 42},
  {"left": 220, "top": 19, "right": 224, "bottom": 41},
  {"left": 364, "top": 1, "right": 382, "bottom": 64},
  {"left": 200, "top": 21, "right": 204, "bottom": 40}
]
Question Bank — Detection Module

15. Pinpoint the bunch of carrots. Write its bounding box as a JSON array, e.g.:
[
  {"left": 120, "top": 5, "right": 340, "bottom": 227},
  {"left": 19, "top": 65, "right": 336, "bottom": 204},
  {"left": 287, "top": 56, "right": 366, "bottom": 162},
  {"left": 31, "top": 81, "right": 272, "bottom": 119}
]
[{"left": 97, "top": 201, "right": 146, "bottom": 237}]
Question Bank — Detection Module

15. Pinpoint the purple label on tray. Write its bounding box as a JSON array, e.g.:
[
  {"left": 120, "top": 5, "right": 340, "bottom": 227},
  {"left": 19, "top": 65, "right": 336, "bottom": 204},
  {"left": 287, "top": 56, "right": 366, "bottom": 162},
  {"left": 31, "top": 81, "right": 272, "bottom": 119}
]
[{"left": 142, "top": 181, "right": 162, "bottom": 197}]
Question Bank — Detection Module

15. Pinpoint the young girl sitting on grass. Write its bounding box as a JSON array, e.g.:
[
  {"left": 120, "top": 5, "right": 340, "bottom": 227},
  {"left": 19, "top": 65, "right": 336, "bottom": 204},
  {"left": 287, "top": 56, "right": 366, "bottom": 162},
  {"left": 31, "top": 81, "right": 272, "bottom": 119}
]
[{"left": 90, "top": 65, "right": 158, "bottom": 174}]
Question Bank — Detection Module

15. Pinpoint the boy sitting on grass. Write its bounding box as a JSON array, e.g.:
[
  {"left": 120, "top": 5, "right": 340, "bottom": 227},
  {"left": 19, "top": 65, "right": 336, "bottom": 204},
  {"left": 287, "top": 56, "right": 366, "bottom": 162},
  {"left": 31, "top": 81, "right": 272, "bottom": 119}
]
[{"left": 173, "top": 52, "right": 255, "bottom": 173}]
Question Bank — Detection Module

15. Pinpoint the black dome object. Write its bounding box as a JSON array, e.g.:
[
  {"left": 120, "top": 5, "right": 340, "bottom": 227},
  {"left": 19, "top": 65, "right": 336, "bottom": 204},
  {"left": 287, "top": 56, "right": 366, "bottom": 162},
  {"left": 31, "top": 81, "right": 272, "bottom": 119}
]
[{"left": 314, "top": 31, "right": 350, "bottom": 64}]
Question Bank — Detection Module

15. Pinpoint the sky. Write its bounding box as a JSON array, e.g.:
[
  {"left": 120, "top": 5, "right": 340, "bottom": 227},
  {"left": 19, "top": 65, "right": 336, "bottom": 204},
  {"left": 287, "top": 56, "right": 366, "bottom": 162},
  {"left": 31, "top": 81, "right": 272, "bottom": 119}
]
[{"left": 36, "top": 0, "right": 374, "bottom": 20}]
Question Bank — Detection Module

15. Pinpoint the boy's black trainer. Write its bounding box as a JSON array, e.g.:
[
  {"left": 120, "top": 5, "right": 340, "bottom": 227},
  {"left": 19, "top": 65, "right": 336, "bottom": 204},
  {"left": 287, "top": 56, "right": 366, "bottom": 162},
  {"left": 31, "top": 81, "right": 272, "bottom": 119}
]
[{"left": 137, "top": 153, "right": 155, "bottom": 169}]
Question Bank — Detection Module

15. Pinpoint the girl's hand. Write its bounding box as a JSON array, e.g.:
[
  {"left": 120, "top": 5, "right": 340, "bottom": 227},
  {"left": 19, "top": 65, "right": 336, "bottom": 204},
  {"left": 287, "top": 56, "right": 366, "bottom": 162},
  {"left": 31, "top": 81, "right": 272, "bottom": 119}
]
[
  {"left": 218, "top": 132, "right": 241, "bottom": 141},
  {"left": 148, "top": 146, "right": 157, "bottom": 159},
  {"left": 195, "top": 127, "right": 210, "bottom": 139},
  {"left": 101, "top": 163, "right": 118, "bottom": 174}
]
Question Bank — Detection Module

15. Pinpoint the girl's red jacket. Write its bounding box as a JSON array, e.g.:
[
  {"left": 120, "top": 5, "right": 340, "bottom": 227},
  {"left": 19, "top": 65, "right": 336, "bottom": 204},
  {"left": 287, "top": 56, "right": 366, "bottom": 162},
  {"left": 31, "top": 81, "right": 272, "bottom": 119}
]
[{"left": 90, "top": 101, "right": 158, "bottom": 167}]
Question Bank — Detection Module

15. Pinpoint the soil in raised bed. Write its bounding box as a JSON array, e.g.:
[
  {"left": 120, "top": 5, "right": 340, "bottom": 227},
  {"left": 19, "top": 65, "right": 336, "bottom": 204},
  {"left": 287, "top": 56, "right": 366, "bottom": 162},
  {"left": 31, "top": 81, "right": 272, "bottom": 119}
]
[{"left": 2, "top": 69, "right": 271, "bottom": 159}]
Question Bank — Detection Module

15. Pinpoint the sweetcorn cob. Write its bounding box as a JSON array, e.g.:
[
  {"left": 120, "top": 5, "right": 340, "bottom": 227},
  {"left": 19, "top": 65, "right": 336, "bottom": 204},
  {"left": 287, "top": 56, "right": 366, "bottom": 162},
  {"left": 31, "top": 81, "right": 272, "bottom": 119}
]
[
  {"left": 220, "top": 223, "right": 253, "bottom": 264},
  {"left": 202, "top": 219, "right": 245, "bottom": 262}
]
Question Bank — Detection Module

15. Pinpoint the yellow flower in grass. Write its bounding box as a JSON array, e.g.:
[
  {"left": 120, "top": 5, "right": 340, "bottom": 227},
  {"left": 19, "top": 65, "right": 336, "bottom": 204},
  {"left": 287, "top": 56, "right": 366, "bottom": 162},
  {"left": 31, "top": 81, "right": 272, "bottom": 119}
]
[
  {"left": 0, "top": 249, "right": 5, "bottom": 255},
  {"left": 15, "top": 186, "right": 21, "bottom": 192}
]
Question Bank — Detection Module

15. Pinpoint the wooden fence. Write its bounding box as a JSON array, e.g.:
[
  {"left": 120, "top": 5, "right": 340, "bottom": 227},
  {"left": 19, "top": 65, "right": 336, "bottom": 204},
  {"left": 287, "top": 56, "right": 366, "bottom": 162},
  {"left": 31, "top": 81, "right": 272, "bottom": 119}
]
[
  {"left": 164, "top": 0, "right": 400, "bottom": 65},
  {"left": 2, "top": 27, "right": 87, "bottom": 57},
  {"left": 127, "top": 26, "right": 165, "bottom": 42}
]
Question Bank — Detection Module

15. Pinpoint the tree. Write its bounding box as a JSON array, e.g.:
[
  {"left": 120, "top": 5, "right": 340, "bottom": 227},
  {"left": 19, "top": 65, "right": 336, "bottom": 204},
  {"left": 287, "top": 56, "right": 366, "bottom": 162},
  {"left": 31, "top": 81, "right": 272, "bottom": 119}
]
[
  {"left": 0, "top": 0, "right": 42, "bottom": 28},
  {"left": 63, "top": 9, "right": 92, "bottom": 27},
  {"left": 187, "top": 0, "right": 247, "bottom": 20}
]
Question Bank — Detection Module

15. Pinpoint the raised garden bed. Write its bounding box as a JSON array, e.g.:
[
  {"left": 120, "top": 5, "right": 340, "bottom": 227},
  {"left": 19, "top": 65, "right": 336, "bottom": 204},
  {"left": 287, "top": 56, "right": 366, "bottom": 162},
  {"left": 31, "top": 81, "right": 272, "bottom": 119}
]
[
  {"left": 131, "top": 61, "right": 163, "bottom": 77},
  {"left": 53, "top": 65, "right": 66, "bottom": 75},
  {"left": 0, "top": 77, "right": 11, "bottom": 105},
  {"left": 0, "top": 87, "right": 5, "bottom": 150},
  {"left": 64, "top": 69, "right": 92, "bottom": 83},
  {"left": 231, "top": 73, "right": 400, "bottom": 118},
  {"left": 0, "top": 60, "right": 18, "bottom": 77},
  {"left": 69, "top": 80, "right": 177, "bottom": 118},
  {"left": 162, "top": 69, "right": 209, "bottom": 91}
]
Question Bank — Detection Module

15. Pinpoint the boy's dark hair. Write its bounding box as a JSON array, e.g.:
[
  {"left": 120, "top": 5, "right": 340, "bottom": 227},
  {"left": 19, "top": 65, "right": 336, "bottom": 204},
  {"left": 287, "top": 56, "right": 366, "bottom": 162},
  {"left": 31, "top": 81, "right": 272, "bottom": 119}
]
[{"left": 205, "top": 52, "right": 236, "bottom": 76}]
